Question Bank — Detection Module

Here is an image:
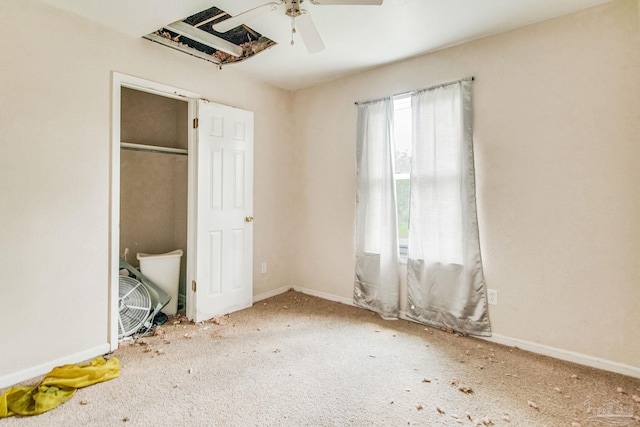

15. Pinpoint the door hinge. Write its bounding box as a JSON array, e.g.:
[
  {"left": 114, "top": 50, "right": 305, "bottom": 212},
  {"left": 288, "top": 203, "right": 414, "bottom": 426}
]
[
  {"left": 193, "top": 118, "right": 199, "bottom": 129},
  {"left": 191, "top": 280, "right": 197, "bottom": 292}
]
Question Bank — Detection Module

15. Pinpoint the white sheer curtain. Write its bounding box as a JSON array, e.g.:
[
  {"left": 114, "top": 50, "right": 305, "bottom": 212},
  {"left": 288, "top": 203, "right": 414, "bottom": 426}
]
[
  {"left": 353, "top": 98, "right": 400, "bottom": 318},
  {"left": 406, "top": 80, "right": 491, "bottom": 336}
]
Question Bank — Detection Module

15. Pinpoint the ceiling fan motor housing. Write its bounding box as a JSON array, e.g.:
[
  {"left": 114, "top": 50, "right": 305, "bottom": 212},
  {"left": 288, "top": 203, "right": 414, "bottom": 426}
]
[{"left": 286, "top": 0, "right": 303, "bottom": 17}]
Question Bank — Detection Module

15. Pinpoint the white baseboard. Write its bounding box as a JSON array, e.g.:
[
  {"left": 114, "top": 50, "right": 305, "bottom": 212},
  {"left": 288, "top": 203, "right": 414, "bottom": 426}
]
[
  {"left": 481, "top": 333, "right": 640, "bottom": 379},
  {"left": 400, "top": 311, "right": 639, "bottom": 379},
  {"left": 253, "top": 286, "right": 292, "bottom": 303},
  {"left": 292, "top": 286, "right": 355, "bottom": 306},
  {"left": 0, "top": 343, "right": 112, "bottom": 389},
  {"left": 254, "top": 285, "right": 354, "bottom": 306}
]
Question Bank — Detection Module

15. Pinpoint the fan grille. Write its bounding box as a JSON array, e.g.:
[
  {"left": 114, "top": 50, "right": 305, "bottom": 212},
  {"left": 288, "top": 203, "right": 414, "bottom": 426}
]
[{"left": 118, "top": 276, "right": 152, "bottom": 338}]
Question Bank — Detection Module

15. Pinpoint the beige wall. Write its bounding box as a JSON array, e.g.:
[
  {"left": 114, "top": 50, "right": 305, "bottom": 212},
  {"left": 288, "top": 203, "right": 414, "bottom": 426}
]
[
  {"left": 0, "top": 0, "right": 293, "bottom": 381},
  {"left": 291, "top": 0, "right": 640, "bottom": 368}
]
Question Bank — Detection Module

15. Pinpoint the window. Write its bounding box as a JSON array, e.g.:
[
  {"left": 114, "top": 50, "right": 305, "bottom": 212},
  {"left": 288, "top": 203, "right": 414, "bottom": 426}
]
[
  {"left": 393, "top": 95, "right": 411, "bottom": 257},
  {"left": 355, "top": 81, "right": 490, "bottom": 335},
  {"left": 393, "top": 91, "right": 466, "bottom": 263}
]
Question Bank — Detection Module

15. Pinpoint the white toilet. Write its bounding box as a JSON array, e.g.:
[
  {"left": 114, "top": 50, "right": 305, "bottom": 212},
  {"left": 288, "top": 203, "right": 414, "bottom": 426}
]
[{"left": 137, "top": 249, "right": 183, "bottom": 315}]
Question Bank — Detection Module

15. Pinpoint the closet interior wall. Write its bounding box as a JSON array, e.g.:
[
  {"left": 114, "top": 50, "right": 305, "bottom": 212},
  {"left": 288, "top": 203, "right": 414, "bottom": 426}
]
[{"left": 120, "top": 87, "right": 188, "bottom": 308}]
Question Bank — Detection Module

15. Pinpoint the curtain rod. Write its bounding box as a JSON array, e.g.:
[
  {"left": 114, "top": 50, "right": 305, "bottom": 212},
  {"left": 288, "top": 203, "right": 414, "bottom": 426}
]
[{"left": 354, "top": 76, "right": 475, "bottom": 106}]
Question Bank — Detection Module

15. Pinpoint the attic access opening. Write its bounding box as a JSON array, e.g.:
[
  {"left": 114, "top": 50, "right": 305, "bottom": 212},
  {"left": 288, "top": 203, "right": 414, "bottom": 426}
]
[{"left": 144, "top": 6, "right": 276, "bottom": 66}]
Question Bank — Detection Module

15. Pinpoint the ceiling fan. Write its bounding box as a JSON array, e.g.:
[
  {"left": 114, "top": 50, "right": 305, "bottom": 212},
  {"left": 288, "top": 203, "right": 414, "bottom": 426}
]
[{"left": 212, "top": 0, "right": 383, "bottom": 54}]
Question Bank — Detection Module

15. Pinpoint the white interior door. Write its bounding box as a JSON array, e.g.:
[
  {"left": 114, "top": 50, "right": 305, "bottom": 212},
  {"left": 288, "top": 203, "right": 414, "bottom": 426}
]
[{"left": 193, "top": 100, "right": 254, "bottom": 322}]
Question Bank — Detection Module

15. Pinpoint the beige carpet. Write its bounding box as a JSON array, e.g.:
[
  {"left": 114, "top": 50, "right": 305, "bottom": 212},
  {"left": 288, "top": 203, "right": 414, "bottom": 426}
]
[{"left": 3, "top": 290, "right": 639, "bottom": 426}]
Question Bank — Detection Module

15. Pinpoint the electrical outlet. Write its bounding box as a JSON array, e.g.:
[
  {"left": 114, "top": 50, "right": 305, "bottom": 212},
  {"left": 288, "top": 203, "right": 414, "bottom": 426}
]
[
  {"left": 487, "top": 289, "right": 498, "bottom": 305},
  {"left": 261, "top": 262, "right": 267, "bottom": 274}
]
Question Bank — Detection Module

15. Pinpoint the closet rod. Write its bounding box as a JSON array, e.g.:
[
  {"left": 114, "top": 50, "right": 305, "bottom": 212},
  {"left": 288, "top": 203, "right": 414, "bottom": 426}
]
[{"left": 120, "top": 142, "right": 188, "bottom": 156}]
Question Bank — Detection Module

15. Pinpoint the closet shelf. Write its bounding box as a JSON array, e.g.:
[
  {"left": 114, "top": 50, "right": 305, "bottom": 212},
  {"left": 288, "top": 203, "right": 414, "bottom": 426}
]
[{"left": 121, "top": 142, "right": 187, "bottom": 156}]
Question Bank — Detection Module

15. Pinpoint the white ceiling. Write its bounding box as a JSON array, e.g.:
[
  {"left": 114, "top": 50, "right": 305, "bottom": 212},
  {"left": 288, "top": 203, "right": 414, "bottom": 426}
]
[{"left": 38, "top": 0, "right": 612, "bottom": 91}]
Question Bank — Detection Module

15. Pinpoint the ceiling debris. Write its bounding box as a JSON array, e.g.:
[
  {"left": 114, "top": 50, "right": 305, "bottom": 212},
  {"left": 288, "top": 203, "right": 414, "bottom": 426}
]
[{"left": 143, "top": 6, "right": 276, "bottom": 66}]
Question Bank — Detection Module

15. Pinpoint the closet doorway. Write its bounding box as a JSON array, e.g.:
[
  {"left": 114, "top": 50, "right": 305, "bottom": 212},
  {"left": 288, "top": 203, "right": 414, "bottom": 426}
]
[
  {"left": 110, "top": 74, "right": 198, "bottom": 349},
  {"left": 109, "top": 73, "right": 255, "bottom": 350},
  {"left": 120, "top": 86, "right": 188, "bottom": 312}
]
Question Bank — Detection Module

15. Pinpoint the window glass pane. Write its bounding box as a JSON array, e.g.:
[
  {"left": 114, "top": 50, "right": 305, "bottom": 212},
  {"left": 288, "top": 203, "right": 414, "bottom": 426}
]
[
  {"left": 395, "top": 178, "right": 410, "bottom": 240},
  {"left": 394, "top": 95, "right": 412, "bottom": 175},
  {"left": 394, "top": 95, "right": 412, "bottom": 255}
]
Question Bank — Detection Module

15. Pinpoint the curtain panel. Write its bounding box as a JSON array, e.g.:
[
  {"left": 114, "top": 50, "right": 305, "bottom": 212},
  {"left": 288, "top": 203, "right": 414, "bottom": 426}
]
[
  {"left": 353, "top": 98, "right": 400, "bottom": 318},
  {"left": 406, "top": 80, "right": 491, "bottom": 336}
]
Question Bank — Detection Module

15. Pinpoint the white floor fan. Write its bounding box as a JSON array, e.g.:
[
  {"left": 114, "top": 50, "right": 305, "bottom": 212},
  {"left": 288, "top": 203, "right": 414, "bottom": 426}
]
[
  {"left": 118, "top": 260, "right": 172, "bottom": 339},
  {"left": 213, "top": 0, "right": 383, "bottom": 53}
]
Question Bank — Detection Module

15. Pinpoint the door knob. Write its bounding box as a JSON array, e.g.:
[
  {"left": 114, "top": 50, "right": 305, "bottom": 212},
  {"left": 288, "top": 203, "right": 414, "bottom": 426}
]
[{"left": 245, "top": 216, "right": 254, "bottom": 222}]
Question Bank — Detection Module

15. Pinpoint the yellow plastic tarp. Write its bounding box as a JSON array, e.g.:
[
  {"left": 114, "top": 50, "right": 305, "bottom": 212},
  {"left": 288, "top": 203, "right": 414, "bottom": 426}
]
[{"left": 0, "top": 356, "right": 120, "bottom": 418}]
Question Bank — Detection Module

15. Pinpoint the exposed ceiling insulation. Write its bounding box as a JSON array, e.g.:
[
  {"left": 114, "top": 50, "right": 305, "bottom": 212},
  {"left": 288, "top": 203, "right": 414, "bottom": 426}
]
[{"left": 144, "top": 6, "right": 276, "bottom": 66}]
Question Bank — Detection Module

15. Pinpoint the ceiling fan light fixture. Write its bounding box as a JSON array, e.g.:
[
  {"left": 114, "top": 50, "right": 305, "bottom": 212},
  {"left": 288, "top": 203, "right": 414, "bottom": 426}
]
[{"left": 285, "top": 0, "right": 303, "bottom": 17}]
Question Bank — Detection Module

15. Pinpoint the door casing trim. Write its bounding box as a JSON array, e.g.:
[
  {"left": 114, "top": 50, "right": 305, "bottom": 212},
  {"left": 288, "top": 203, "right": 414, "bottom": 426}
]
[{"left": 109, "top": 72, "right": 199, "bottom": 350}]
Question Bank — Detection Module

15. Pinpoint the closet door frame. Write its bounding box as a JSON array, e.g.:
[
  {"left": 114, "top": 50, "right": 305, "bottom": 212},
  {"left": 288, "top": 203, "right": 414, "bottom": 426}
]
[{"left": 109, "top": 73, "right": 199, "bottom": 351}]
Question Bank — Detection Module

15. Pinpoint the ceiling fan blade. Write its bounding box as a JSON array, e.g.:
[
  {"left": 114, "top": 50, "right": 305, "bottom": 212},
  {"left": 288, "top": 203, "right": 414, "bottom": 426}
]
[
  {"left": 310, "top": 0, "right": 383, "bottom": 5},
  {"left": 296, "top": 11, "right": 325, "bottom": 54},
  {"left": 212, "top": 2, "right": 281, "bottom": 33}
]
